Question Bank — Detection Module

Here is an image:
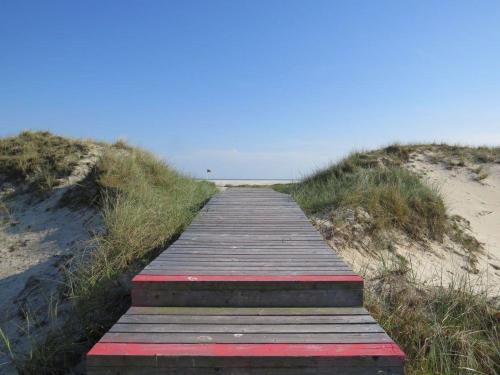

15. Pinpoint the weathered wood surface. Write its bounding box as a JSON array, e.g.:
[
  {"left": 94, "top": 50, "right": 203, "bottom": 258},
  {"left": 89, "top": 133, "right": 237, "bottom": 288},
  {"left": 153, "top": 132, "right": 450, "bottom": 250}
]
[
  {"left": 131, "top": 188, "right": 363, "bottom": 307},
  {"left": 139, "top": 188, "right": 349, "bottom": 275},
  {"left": 107, "top": 307, "right": 385, "bottom": 337},
  {"left": 88, "top": 307, "right": 404, "bottom": 374},
  {"left": 88, "top": 341, "right": 405, "bottom": 374},
  {"left": 87, "top": 188, "right": 405, "bottom": 374},
  {"left": 131, "top": 280, "right": 363, "bottom": 307}
]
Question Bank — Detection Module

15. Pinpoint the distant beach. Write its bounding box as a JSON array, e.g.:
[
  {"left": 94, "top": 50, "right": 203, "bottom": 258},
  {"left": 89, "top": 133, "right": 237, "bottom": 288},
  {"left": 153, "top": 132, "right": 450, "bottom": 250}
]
[{"left": 203, "top": 179, "right": 294, "bottom": 186}]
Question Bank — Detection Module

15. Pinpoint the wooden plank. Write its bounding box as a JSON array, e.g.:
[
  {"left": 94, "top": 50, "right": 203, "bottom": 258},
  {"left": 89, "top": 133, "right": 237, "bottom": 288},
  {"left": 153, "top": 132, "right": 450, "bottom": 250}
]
[
  {"left": 101, "top": 332, "right": 393, "bottom": 344},
  {"left": 132, "top": 287, "right": 362, "bottom": 307},
  {"left": 145, "top": 263, "right": 351, "bottom": 268},
  {"left": 133, "top": 275, "right": 362, "bottom": 282},
  {"left": 86, "top": 188, "right": 406, "bottom": 374},
  {"left": 138, "top": 270, "right": 359, "bottom": 275},
  {"left": 158, "top": 255, "right": 336, "bottom": 259},
  {"left": 109, "top": 323, "right": 385, "bottom": 334},
  {"left": 117, "top": 315, "right": 376, "bottom": 324},
  {"left": 87, "top": 365, "right": 404, "bottom": 375},
  {"left": 87, "top": 343, "right": 404, "bottom": 374},
  {"left": 150, "top": 261, "right": 347, "bottom": 266},
  {"left": 155, "top": 256, "right": 341, "bottom": 260},
  {"left": 164, "top": 251, "right": 332, "bottom": 254},
  {"left": 125, "top": 307, "right": 371, "bottom": 315}
]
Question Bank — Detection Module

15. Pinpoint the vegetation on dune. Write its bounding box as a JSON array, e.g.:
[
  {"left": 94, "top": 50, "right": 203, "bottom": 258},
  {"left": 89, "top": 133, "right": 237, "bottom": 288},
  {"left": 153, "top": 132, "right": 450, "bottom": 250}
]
[
  {"left": 275, "top": 143, "right": 500, "bottom": 375},
  {"left": 70, "top": 145, "right": 216, "bottom": 335},
  {"left": 0, "top": 131, "right": 92, "bottom": 192},
  {"left": 3, "top": 134, "right": 499, "bottom": 374},
  {"left": 366, "top": 259, "right": 499, "bottom": 375},
  {"left": 276, "top": 146, "right": 447, "bottom": 241},
  {"left": 2, "top": 134, "right": 217, "bottom": 373},
  {"left": 275, "top": 142, "right": 500, "bottom": 244},
  {"left": 473, "top": 165, "right": 490, "bottom": 181},
  {"left": 414, "top": 143, "right": 500, "bottom": 166}
]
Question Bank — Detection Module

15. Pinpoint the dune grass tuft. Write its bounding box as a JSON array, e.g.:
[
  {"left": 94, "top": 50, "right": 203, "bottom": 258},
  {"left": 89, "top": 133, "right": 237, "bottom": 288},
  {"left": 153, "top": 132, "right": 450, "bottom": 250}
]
[
  {"left": 20, "top": 141, "right": 217, "bottom": 373},
  {"left": 277, "top": 144, "right": 499, "bottom": 375},
  {"left": 473, "top": 166, "right": 490, "bottom": 181},
  {"left": 78, "top": 146, "right": 215, "bottom": 287},
  {"left": 366, "top": 259, "right": 499, "bottom": 375},
  {"left": 0, "top": 131, "right": 91, "bottom": 192},
  {"left": 71, "top": 147, "right": 216, "bottom": 311},
  {"left": 277, "top": 149, "right": 447, "bottom": 241}
]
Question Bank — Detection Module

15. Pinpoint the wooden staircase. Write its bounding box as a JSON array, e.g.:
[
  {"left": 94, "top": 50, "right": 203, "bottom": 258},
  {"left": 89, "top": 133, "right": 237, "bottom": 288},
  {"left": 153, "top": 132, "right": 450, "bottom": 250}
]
[{"left": 87, "top": 188, "right": 405, "bottom": 374}]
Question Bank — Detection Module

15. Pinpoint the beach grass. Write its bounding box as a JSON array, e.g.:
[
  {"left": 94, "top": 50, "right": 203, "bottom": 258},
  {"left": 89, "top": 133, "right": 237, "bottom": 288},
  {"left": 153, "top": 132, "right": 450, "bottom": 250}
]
[
  {"left": 366, "top": 258, "right": 499, "bottom": 375},
  {"left": 275, "top": 146, "right": 447, "bottom": 241},
  {"left": 0, "top": 130, "right": 92, "bottom": 192},
  {"left": 15, "top": 137, "right": 217, "bottom": 373},
  {"left": 276, "top": 144, "right": 500, "bottom": 375}
]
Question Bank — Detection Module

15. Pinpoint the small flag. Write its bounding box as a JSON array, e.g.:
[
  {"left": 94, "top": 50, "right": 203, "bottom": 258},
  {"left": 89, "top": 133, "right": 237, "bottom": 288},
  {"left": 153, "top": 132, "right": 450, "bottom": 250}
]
[{"left": 206, "top": 169, "right": 211, "bottom": 173}]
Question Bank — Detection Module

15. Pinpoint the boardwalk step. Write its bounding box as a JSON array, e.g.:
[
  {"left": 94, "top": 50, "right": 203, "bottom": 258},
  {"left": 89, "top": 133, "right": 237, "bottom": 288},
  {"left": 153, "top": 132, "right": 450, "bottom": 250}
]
[
  {"left": 87, "top": 188, "right": 405, "bottom": 373},
  {"left": 132, "top": 274, "right": 363, "bottom": 307},
  {"left": 132, "top": 188, "right": 363, "bottom": 307},
  {"left": 87, "top": 307, "right": 405, "bottom": 375}
]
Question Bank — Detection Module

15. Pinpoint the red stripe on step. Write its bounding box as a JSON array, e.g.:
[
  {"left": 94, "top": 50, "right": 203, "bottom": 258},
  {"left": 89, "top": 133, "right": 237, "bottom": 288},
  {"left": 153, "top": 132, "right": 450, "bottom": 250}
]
[
  {"left": 132, "top": 275, "right": 363, "bottom": 282},
  {"left": 88, "top": 342, "right": 404, "bottom": 359}
]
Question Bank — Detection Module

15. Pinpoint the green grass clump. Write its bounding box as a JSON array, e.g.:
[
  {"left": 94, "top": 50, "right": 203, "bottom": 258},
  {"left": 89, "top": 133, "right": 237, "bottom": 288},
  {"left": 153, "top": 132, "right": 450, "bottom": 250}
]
[
  {"left": 366, "top": 262, "right": 499, "bottom": 375},
  {"left": 406, "top": 143, "right": 500, "bottom": 166},
  {"left": 0, "top": 131, "right": 90, "bottom": 192},
  {"left": 73, "top": 146, "right": 216, "bottom": 302},
  {"left": 278, "top": 148, "right": 447, "bottom": 241},
  {"left": 473, "top": 166, "right": 490, "bottom": 181},
  {"left": 21, "top": 143, "right": 216, "bottom": 372},
  {"left": 275, "top": 143, "right": 499, "bottom": 375}
]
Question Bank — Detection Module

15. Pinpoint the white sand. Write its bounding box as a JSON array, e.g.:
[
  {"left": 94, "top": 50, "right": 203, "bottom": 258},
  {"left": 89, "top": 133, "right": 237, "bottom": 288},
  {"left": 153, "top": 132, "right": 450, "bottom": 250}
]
[
  {"left": 407, "top": 153, "right": 500, "bottom": 290},
  {"left": 409, "top": 155, "right": 500, "bottom": 268},
  {"left": 317, "top": 152, "right": 500, "bottom": 293},
  {"left": 0, "top": 148, "right": 102, "bottom": 374}
]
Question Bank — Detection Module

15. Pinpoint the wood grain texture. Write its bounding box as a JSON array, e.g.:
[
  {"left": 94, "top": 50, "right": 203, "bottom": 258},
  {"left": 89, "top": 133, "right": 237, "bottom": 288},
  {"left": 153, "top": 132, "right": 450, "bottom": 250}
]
[
  {"left": 135, "top": 188, "right": 354, "bottom": 280},
  {"left": 86, "top": 189, "right": 405, "bottom": 374}
]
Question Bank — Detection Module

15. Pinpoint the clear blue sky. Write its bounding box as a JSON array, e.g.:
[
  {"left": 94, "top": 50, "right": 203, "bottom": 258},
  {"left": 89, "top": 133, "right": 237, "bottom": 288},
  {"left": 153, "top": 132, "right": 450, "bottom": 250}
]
[{"left": 1, "top": 1, "right": 499, "bottom": 179}]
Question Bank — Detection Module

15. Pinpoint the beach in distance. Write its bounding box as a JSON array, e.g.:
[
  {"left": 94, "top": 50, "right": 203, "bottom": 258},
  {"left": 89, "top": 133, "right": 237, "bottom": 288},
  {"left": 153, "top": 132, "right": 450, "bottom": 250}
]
[{"left": 205, "top": 179, "right": 295, "bottom": 186}]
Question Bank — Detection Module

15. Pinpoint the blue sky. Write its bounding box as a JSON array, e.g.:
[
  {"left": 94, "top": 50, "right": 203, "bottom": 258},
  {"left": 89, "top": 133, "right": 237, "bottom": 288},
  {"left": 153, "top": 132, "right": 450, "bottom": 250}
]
[{"left": 1, "top": 1, "right": 499, "bottom": 179}]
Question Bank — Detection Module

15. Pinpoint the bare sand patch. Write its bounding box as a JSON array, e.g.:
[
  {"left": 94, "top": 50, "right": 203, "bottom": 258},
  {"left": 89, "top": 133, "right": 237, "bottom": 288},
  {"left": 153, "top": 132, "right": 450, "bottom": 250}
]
[{"left": 408, "top": 153, "right": 500, "bottom": 272}]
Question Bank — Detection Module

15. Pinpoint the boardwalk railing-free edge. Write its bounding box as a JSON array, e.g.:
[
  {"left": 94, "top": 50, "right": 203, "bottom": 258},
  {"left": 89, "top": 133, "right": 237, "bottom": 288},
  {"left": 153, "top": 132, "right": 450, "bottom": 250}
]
[{"left": 87, "top": 188, "right": 405, "bottom": 374}]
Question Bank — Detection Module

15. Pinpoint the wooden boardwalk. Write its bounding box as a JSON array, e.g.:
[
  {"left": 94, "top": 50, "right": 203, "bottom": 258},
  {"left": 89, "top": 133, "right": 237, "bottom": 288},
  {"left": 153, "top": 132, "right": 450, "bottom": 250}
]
[{"left": 87, "top": 188, "right": 405, "bottom": 374}]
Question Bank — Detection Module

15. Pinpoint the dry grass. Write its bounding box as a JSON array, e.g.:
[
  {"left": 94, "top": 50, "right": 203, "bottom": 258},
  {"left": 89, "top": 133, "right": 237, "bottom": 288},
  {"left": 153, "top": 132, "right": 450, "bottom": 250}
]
[
  {"left": 473, "top": 166, "right": 490, "bottom": 181},
  {"left": 70, "top": 146, "right": 216, "bottom": 310},
  {"left": 276, "top": 147, "right": 447, "bottom": 241},
  {"left": 16, "top": 139, "right": 217, "bottom": 373},
  {"left": 0, "top": 131, "right": 91, "bottom": 192},
  {"left": 78, "top": 146, "right": 215, "bottom": 284},
  {"left": 276, "top": 144, "right": 499, "bottom": 375},
  {"left": 406, "top": 143, "right": 500, "bottom": 167},
  {"left": 447, "top": 215, "right": 483, "bottom": 271},
  {"left": 366, "top": 258, "right": 499, "bottom": 375}
]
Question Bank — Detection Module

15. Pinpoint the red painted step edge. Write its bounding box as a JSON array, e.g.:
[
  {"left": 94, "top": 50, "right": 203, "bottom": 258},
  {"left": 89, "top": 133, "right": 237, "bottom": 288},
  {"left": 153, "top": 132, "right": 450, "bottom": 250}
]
[
  {"left": 88, "top": 343, "right": 404, "bottom": 359},
  {"left": 133, "top": 275, "right": 363, "bottom": 282}
]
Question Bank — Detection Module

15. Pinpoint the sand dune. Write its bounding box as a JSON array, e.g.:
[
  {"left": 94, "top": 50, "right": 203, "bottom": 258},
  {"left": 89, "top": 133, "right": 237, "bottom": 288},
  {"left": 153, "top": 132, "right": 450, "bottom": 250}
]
[{"left": 315, "top": 150, "right": 500, "bottom": 293}]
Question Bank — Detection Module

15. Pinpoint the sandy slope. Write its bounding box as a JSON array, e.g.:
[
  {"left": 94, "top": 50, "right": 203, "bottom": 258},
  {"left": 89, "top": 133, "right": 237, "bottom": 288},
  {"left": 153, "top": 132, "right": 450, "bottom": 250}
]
[
  {"left": 0, "top": 149, "right": 102, "bottom": 374},
  {"left": 316, "top": 152, "right": 500, "bottom": 294},
  {"left": 408, "top": 154, "right": 500, "bottom": 270},
  {"left": 407, "top": 153, "right": 500, "bottom": 290}
]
